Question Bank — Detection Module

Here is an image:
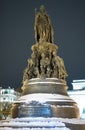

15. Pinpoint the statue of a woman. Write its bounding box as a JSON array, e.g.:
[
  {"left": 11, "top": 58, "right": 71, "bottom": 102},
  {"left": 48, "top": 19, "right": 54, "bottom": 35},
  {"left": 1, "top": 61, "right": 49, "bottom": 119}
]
[{"left": 34, "top": 5, "right": 54, "bottom": 43}]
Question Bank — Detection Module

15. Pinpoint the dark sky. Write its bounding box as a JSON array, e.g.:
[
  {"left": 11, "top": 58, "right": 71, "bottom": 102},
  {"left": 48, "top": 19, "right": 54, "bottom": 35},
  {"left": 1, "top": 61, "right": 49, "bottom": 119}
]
[{"left": 0, "top": 0, "right": 85, "bottom": 90}]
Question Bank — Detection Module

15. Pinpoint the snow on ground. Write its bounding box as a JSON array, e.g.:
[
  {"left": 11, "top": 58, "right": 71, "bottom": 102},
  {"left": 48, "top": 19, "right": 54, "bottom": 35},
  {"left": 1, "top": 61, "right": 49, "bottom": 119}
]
[
  {"left": 0, "top": 117, "right": 71, "bottom": 130},
  {"left": 0, "top": 127, "right": 70, "bottom": 129},
  {"left": 0, "top": 117, "right": 85, "bottom": 130}
]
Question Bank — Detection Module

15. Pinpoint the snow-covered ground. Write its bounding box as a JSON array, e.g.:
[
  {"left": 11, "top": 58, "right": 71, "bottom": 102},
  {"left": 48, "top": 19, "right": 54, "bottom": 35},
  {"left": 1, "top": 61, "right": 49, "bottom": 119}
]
[
  {"left": 0, "top": 117, "right": 85, "bottom": 130},
  {"left": 0, "top": 128, "right": 70, "bottom": 130},
  {"left": 0, "top": 117, "right": 71, "bottom": 130}
]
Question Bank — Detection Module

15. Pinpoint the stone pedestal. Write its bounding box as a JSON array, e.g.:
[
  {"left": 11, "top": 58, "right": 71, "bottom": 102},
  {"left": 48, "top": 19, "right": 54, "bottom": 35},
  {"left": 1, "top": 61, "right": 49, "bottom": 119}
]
[
  {"left": 11, "top": 78, "right": 80, "bottom": 118},
  {"left": 22, "top": 78, "right": 68, "bottom": 95}
]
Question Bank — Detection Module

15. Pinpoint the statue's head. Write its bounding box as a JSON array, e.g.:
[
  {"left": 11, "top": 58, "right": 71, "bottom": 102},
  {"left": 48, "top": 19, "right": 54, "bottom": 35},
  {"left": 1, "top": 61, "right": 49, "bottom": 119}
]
[{"left": 40, "top": 5, "right": 46, "bottom": 13}]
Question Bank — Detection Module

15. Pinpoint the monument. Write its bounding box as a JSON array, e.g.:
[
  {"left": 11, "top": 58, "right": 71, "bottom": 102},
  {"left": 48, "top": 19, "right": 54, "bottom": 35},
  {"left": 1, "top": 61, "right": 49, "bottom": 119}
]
[
  {"left": 1, "top": 5, "right": 85, "bottom": 130},
  {"left": 11, "top": 5, "right": 80, "bottom": 119}
]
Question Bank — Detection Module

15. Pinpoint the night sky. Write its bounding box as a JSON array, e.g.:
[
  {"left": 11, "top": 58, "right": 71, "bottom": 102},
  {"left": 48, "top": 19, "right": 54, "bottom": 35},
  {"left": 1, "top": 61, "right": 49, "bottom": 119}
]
[{"left": 0, "top": 0, "right": 85, "bottom": 90}]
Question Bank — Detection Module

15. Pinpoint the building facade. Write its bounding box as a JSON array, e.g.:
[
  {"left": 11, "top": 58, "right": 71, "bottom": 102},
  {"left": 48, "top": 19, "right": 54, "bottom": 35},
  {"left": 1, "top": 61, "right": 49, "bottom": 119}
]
[
  {"left": 0, "top": 87, "right": 20, "bottom": 102},
  {"left": 68, "top": 79, "right": 85, "bottom": 119},
  {"left": 0, "top": 87, "right": 21, "bottom": 119}
]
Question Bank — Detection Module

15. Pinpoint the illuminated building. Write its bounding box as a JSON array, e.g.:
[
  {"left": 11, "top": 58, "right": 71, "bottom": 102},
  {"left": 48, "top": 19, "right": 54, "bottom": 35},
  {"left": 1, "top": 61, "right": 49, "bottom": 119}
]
[
  {"left": 0, "top": 86, "right": 21, "bottom": 119},
  {"left": 68, "top": 79, "right": 85, "bottom": 119},
  {"left": 0, "top": 87, "right": 20, "bottom": 102}
]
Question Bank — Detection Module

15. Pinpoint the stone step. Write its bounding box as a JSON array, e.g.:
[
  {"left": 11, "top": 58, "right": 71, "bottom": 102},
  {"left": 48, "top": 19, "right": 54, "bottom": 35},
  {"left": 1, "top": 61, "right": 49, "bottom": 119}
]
[
  {"left": 0, "top": 117, "right": 70, "bottom": 130},
  {"left": 0, "top": 117, "right": 85, "bottom": 130}
]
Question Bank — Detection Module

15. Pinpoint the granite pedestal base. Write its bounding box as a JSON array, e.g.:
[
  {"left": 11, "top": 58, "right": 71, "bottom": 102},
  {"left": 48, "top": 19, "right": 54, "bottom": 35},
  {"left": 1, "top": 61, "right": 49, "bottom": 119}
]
[{"left": 11, "top": 78, "right": 80, "bottom": 119}]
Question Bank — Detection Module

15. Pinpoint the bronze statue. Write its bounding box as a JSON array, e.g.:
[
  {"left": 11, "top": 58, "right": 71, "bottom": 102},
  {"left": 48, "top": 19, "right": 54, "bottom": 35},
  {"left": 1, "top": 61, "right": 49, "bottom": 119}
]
[
  {"left": 34, "top": 5, "right": 54, "bottom": 43},
  {"left": 23, "top": 5, "right": 68, "bottom": 82}
]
